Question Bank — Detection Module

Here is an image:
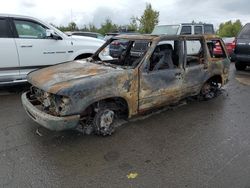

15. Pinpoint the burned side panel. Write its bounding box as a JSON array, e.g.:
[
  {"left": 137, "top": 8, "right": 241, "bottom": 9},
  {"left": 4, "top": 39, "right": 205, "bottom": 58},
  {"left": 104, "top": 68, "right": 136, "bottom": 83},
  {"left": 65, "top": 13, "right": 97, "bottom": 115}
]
[
  {"left": 139, "top": 69, "right": 183, "bottom": 112},
  {"left": 21, "top": 34, "right": 230, "bottom": 133},
  {"left": 54, "top": 69, "right": 139, "bottom": 118}
]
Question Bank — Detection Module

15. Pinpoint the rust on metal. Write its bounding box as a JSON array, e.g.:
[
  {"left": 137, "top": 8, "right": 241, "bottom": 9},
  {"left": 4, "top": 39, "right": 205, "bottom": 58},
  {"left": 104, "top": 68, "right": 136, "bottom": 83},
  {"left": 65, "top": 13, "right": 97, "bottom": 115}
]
[{"left": 22, "top": 34, "right": 230, "bottom": 133}]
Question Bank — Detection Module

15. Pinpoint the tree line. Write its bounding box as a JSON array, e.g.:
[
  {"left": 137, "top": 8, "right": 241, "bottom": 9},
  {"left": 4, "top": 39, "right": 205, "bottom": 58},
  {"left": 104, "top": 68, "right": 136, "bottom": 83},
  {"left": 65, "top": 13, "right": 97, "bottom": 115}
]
[
  {"left": 54, "top": 3, "right": 243, "bottom": 37},
  {"left": 57, "top": 3, "right": 159, "bottom": 35}
]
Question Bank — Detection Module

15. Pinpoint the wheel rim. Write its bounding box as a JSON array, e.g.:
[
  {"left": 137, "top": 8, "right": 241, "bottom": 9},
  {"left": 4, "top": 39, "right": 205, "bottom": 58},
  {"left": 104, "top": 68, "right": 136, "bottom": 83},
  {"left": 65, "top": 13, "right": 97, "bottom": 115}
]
[
  {"left": 201, "top": 83, "right": 211, "bottom": 96},
  {"left": 100, "top": 110, "right": 114, "bottom": 132},
  {"left": 201, "top": 82, "right": 218, "bottom": 99}
]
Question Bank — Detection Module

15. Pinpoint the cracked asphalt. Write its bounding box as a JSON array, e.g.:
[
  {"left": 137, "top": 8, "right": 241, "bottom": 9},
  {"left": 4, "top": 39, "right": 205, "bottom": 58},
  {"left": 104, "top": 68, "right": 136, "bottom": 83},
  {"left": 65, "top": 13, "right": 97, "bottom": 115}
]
[{"left": 0, "top": 64, "right": 250, "bottom": 188}]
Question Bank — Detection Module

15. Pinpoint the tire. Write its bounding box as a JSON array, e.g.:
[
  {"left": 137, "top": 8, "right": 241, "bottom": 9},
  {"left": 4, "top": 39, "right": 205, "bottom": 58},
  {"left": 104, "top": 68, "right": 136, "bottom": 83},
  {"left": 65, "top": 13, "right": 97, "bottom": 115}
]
[
  {"left": 93, "top": 109, "right": 115, "bottom": 136},
  {"left": 74, "top": 53, "right": 92, "bottom": 60},
  {"left": 235, "top": 61, "right": 246, "bottom": 71},
  {"left": 200, "top": 81, "right": 220, "bottom": 100}
]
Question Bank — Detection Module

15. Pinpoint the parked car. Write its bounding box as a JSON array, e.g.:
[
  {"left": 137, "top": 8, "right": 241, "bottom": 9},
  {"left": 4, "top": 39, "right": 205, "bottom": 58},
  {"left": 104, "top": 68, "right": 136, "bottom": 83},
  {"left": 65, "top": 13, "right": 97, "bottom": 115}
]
[
  {"left": 213, "top": 37, "right": 235, "bottom": 58},
  {"left": 22, "top": 34, "right": 230, "bottom": 136},
  {"left": 104, "top": 32, "right": 141, "bottom": 57},
  {"left": 65, "top": 31, "right": 104, "bottom": 40},
  {"left": 104, "top": 32, "right": 119, "bottom": 41},
  {"left": 152, "top": 23, "right": 215, "bottom": 35},
  {"left": 0, "top": 14, "right": 104, "bottom": 85},
  {"left": 233, "top": 23, "right": 250, "bottom": 70}
]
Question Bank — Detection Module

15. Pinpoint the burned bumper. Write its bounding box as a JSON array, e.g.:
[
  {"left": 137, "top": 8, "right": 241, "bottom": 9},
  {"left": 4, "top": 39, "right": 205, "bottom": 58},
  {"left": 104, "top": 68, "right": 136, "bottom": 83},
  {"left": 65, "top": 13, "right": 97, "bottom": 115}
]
[{"left": 21, "top": 92, "right": 80, "bottom": 131}]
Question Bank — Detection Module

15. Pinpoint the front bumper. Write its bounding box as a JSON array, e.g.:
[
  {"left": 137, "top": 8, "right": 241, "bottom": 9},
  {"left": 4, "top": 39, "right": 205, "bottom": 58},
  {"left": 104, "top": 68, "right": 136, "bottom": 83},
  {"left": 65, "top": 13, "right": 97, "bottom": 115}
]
[{"left": 21, "top": 92, "right": 80, "bottom": 131}]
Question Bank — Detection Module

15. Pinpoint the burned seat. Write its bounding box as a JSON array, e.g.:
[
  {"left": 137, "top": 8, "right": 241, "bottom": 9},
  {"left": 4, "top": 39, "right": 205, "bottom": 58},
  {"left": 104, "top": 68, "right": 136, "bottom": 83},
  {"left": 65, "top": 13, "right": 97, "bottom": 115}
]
[{"left": 153, "top": 44, "right": 174, "bottom": 70}]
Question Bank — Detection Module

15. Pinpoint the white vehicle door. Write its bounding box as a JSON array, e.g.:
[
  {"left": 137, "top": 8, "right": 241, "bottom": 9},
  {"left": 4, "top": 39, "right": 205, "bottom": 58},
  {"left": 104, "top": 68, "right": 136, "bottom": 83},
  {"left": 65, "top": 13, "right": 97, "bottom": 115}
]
[
  {"left": 0, "top": 17, "right": 20, "bottom": 82},
  {"left": 12, "top": 18, "right": 71, "bottom": 76}
]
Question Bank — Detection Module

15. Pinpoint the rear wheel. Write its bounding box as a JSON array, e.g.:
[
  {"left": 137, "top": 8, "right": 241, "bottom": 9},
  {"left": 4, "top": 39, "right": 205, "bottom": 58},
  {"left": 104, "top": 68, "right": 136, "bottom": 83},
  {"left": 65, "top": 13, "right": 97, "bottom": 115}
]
[
  {"left": 235, "top": 61, "right": 246, "bottom": 71},
  {"left": 200, "top": 81, "right": 220, "bottom": 100}
]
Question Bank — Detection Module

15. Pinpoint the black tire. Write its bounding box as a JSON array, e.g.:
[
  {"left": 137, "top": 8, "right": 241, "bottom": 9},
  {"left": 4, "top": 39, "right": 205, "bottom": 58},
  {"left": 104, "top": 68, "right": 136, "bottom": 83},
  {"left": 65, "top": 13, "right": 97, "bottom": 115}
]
[
  {"left": 235, "top": 61, "right": 246, "bottom": 71},
  {"left": 93, "top": 109, "right": 115, "bottom": 136}
]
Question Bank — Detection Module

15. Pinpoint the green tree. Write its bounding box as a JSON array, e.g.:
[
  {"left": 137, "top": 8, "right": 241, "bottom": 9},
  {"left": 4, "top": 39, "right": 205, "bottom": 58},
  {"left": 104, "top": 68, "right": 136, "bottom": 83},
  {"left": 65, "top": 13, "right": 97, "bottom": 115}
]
[
  {"left": 68, "top": 22, "right": 78, "bottom": 31},
  {"left": 138, "top": 3, "right": 159, "bottom": 33},
  {"left": 127, "top": 16, "right": 138, "bottom": 31},
  {"left": 88, "top": 23, "right": 98, "bottom": 32},
  {"left": 56, "top": 22, "right": 78, "bottom": 32},
  {"left": 217, "top": 20, "right": 242, "bottom": 37},
  {"left": 99, "top": 18, "right": 118, "bottom": 35},
  {"left": 81, "top": 23, "right": 98, "bottom": 32}
]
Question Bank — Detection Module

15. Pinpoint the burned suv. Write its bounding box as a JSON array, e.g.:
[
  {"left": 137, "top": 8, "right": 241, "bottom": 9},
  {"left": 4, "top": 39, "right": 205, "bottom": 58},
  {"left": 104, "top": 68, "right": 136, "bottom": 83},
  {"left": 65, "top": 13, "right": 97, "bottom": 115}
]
[{"left": 22, "top": 34, "right": 230, "bottom": 136}]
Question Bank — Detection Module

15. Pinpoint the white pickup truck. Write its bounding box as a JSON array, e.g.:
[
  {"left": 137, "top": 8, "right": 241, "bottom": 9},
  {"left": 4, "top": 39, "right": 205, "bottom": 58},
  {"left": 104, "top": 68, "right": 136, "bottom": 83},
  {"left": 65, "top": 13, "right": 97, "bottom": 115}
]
[{"left": 0, "top": 14, "right": 104, "bottom": 85}]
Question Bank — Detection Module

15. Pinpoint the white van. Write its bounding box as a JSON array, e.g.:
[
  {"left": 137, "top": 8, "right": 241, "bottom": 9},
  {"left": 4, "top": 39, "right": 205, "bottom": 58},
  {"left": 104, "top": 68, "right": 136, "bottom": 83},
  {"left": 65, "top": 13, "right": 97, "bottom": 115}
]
[
  {"left": 152, "top": 23, "right": 215, "bottom": 55},
  {"left": 0, "top": 14, "right": 104, "bottom": 85},
  {"left": 152, "top": 23, "right": 215, "bottom": 35}
]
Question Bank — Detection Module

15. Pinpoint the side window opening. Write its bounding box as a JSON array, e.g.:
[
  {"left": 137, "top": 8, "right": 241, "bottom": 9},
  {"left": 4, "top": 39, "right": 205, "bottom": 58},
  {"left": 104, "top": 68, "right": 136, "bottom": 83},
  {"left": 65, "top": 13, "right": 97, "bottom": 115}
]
[
  {"left": 194, "top": 26, "right": 203, "bottom": 35},
  {"left": 185, "top": 39, "right": 204, "bottom": 67},
  {"left": 180, "top": 26, "right": 192, "bottom": 35},
  {"left": 149, "top": 40, "right": 181, "bottom": 71},
  {"left": 14, "top": 20, "right": 47, "bottom": 39},
  {"left": 204, "top": 25, "right": 214, "bottom": 34},
  {"left": 207, "top": 40, "right": 226, "bottom": 59}
]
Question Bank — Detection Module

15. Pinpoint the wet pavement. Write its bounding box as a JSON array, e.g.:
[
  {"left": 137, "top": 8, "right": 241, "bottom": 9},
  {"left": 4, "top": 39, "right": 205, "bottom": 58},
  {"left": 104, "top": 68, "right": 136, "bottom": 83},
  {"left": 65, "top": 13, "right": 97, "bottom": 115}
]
[{"left": 0, "top": 64, "right": 250, "bottom": 188}]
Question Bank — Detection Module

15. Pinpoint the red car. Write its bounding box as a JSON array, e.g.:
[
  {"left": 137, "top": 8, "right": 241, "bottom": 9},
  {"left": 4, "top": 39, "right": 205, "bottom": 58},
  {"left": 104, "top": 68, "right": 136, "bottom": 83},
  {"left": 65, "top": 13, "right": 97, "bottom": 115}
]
[{"left": 214, "top": 37, "right": 235, "bottom": 57}]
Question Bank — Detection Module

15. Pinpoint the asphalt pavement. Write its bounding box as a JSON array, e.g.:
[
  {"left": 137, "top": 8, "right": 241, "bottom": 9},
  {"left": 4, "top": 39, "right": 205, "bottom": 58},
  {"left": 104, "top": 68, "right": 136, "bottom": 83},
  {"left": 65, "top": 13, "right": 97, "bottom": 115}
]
[{"left": 0, "top": 64, "right": 250, "bottom": 188}]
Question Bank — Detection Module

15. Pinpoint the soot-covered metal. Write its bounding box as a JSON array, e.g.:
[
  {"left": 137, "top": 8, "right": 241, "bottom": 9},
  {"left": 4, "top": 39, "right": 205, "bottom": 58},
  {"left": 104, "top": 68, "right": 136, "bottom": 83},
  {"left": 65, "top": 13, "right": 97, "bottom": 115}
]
[{"left": 21, "top": 34, "right": 230, "bottom": 135}]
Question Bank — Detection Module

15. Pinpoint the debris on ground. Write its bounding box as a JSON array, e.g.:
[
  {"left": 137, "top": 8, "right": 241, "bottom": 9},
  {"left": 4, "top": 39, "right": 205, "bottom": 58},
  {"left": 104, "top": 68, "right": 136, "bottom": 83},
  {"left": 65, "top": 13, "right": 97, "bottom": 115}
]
[
  {"left": 127, "top": 172, "right": 138, "bottom": 179},
  {"left": 36, "top": 128, "right": 43, "bottom": 136}
]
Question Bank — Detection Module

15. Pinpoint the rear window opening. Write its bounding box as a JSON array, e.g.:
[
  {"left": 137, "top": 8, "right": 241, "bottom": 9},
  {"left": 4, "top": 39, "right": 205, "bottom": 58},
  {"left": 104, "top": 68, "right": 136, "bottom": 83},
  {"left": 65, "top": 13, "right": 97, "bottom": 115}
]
[
  {"left": 185, "top": 39, "right": 204, "bottom": 67},
  {"left": 0, "top": 19, "right": 10, "bottom": 38},
  {"left": 207, "top": 40, "right": 227, "bottom": 59}
]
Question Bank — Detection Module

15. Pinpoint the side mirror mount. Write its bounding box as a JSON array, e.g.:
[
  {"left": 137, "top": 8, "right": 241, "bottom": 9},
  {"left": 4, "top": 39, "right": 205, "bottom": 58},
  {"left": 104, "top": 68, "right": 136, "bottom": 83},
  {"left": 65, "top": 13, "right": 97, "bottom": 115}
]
[{"left": 46, "top": 29, "right": 62, "bottom": 40}]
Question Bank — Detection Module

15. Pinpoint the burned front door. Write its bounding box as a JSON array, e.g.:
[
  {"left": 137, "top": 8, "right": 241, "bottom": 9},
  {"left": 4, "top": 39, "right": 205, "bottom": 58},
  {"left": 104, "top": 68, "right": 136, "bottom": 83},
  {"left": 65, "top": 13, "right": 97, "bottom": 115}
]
[{"left": 138, "top": 39, "right": 184, "bottom": 112}]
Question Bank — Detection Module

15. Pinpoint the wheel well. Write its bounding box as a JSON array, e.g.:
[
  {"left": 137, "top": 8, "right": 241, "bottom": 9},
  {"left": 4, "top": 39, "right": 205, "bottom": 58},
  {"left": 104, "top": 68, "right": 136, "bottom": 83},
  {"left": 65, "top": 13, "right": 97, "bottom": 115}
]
[
  {"left": 74, "top": 53, "right": 93, "bottom": 60},
  {"left": 81, "top": 97, "right": 129, "bottom": 119},
  {"left": 206, "top": 75, "right": 222, "bottom": 85}
]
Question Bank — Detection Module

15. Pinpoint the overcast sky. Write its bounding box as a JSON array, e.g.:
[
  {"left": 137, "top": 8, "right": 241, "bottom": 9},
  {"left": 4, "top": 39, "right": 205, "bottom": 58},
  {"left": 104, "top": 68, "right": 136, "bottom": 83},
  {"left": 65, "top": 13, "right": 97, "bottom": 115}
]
[{"left": 1, "top": 0, "right": 250, "bottom": 29}]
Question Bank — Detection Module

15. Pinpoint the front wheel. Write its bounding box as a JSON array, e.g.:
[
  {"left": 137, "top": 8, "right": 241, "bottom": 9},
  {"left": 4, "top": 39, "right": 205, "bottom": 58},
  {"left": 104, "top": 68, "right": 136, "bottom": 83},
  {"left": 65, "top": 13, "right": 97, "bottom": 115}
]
[{"left": 93, "top": 109, "right": 115, "bottom": 136}]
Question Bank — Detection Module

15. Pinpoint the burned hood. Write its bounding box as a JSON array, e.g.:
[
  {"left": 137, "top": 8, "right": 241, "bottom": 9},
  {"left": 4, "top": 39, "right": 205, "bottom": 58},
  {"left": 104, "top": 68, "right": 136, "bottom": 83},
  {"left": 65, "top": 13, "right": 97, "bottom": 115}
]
[{"left": 27, "top": 60, "right": 120, "bottom": 94}]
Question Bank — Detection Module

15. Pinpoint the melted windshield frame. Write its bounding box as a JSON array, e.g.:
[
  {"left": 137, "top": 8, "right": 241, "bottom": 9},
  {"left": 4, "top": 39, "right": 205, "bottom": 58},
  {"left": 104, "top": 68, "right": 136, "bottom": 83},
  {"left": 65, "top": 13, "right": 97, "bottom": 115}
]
[{"left": 91, "top": 37, "right": 152, "bottom": 69}]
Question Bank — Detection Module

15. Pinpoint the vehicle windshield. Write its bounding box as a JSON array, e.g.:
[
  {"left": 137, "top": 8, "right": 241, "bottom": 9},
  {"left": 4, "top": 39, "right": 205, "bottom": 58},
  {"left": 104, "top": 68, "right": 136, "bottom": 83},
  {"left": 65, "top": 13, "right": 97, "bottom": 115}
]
[
  {"left": 152, "top": 25, "right": 179, "bottom": 35},
  {"left": 92, "top": 38, "right": 151, "bottom": 69}
]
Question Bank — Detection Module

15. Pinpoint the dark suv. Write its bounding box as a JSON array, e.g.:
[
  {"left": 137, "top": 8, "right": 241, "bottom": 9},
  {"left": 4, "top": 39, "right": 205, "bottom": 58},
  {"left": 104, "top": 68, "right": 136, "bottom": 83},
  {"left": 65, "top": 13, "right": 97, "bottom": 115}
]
[{"left": 233, "top": 23, "right": 250, "bottom": 70}]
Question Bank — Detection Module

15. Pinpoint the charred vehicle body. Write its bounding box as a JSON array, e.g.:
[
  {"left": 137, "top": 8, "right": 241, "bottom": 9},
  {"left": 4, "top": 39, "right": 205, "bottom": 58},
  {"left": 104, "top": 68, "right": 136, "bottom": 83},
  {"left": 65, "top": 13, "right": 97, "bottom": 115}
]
[{"left": 22, "top": 34, "right": 230, "bottom": 136}]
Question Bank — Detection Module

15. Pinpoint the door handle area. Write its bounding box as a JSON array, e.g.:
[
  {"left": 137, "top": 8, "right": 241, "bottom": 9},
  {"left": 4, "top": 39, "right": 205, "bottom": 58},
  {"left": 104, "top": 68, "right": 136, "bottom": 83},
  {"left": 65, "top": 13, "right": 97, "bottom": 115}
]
[{"left": 20, "top": 45, "right": 33, "bottom": 48}]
